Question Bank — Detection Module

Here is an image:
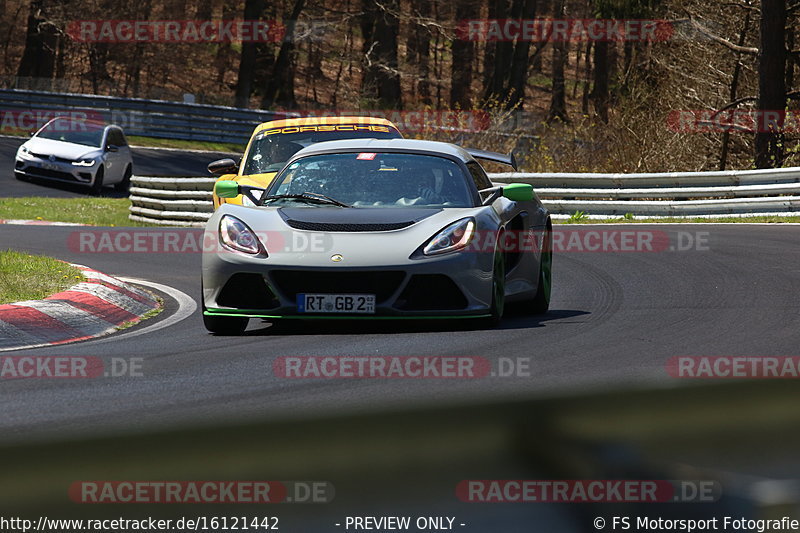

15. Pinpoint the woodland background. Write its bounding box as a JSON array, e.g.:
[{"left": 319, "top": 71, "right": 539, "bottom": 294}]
[{"left": 4, "top": 0, "right": 799, "bottom": 171}]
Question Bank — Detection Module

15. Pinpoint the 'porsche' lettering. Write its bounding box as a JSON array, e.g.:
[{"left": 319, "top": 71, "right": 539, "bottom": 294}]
[{"left": 262, "top": 124, "right": 392, "bottom": 135}]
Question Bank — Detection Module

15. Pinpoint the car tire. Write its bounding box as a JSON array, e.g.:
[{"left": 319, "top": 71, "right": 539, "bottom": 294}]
[
  {"left": 203, "top": 312, "right": 249, "bottom": 335},
  {"left": 530, "top": 224, "right": 552, "bottom": 315},
  {"left": 200, "top": 291, "right": 248, "bottom": 335},
  {"left": 91, "top": 166, "right": 105, "bottom": 195},
  {"left": 114, "top": 164, "right": 132, "bottom": 192},
  {"left": 477, "top": 248, "right": 506, "bottom": 329},
  {"left": 14, "top": 171, "right": 27, "bottom": 181}
]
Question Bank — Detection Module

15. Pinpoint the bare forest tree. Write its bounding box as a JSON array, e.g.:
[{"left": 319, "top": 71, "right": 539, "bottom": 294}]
[
  {"left": 754, "top": 0, "right": 787, "bottom": 168},
  {"left": 16, "top": 0, "right": 64, "bottom": 86},
  {"left": 4, "top": 0, "right": 798, "bottom": 170},
  {"left": 234, "top": 0, "right": 265, "bottom": 107}
]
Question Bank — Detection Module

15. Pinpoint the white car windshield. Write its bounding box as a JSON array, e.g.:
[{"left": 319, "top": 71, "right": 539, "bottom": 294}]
[
  {"left": 266, "top": 152, "right": 474, "bottom": 208},
  {"left": 36, "top": 118, "right": 105, "bottom": 148}
]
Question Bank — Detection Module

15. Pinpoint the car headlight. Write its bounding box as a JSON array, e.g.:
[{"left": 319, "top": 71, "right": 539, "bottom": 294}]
[
  {"left": 19, "top": 146, "right": 30, "bottom": 156},
  {"left": 423, "top": 217, "right": 476, "bottom": 256},
  {"left": 219, "top": 215, "right": 264, "bottom": 255},
  {"left": 71, "top": 159, "right": 96, "bottom": 167}
]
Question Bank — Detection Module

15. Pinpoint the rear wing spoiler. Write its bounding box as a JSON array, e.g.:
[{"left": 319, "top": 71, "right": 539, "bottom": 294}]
[{"left": 464, "top": 148, "right": 518, "bottom": 171}]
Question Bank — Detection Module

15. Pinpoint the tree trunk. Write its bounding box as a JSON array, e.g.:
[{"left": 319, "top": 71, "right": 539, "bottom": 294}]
[
  {"left": 720, "top": 10, "right": 752, "bottom": 170},
  {"left": 483, "top": 0, "right": 517, "bottom": 103},
  {"left": 88, "top": 44, "right": 110, "bottom": 94},
  {"left": 407, "top": 0, "right": 432, "bottom": 105},
  {"left": 582, "top": 41, "right": 592, "bottom": 115},
  {"left": 450, "top": 0, "right": 479, "bottom": 109},
  {"left": 16, "top": 0, "right": 60, "bottom": 87},
  {"left": 507, "top": 0, "right": 537, "bottom": 109},
  {"left": 482, "top": 0, "right": 499, "bottom": 89},
  {"left": 547, "top": 0, "right": 568, "bottom": 123},
  {"left": 608, "top": 41, "right": 618, "bottom": 105},
  {"left": 592, "top": 40, "right": 609, "bottom": 123},
  {"left": 754, "top": 0, "right": 787, "bottom": 168},
  {"left": 370, "top": 0, "right": 403, "bottom": 109},
  {"left": 215, "top": 0, "right": 238, "bottom": 87},
  {"left": 532, "top": 0, "right": 549, "bottom": 73},
  {"left": 360, "top": 0, "right": 379, "bottom": 101},
  {"left": 785, "top": 26, "right": 795, "bottom": 96},
  {"left": 234, "top": 0, "right": 265, "bottom": 108},
  {"left": 261, "top": 0, "right": 307, "bottom": 109},
  {"left": 196, "top": 0, "right": 215, "bottom": 20}
]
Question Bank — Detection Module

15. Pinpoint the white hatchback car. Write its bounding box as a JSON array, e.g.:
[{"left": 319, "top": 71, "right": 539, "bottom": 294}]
[{"left": 15, "top": 116, "right": 134, "bottom": 193}]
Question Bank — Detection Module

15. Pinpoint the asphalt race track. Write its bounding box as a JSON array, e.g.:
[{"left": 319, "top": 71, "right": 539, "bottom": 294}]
[
  {"left": 3, "top": 142, "right": 800, "bottom": 530},
  {"left": 1, "top": 136, "right": 236, "bottom": 198},
  {"left": 1, "top": 223, "right": 799, "bottom": 443}
]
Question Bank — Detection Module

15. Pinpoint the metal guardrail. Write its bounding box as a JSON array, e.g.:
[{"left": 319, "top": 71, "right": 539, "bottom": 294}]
[
  {"left": 130, "top": 167, "right": 800, "bottom": 226},
  {"left": 494, "top": 167, "right": 800, "bottom": 217},
  {"left": 0, "top": 88, "right": 290, "bottom": 144},
  {"left": 491, "top": 166, "right": 800, "bottom": 188},
  {"left": 0, "top": 88, "right": 539, "bottom": 146}
]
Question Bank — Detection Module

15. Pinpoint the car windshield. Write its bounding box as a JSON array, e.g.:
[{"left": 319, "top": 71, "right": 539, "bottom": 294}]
[
  {"left": 242, "top": 124, "right": 401, "bottom": 175},
  {"left": 36, "top": 118, "right": 105, "bottom": 147},
  {"left": 265, "top": 152, "right": 474, "bottom": 208}
]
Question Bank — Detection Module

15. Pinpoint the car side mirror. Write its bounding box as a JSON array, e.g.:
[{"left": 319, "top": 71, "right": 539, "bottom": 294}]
[
  {"left": 215, "top": 180, "right": 241, "bottom": 199},
  {"left": 29, "top": 131, "right": 35, "bottom": 137},
  {"left": 502, "top": 183, "right": 534, "bottom": 202},
  {"left": 208, "top": 158, "right": 239, "bottom": 175},
  {"left": 106, "top": 144, "right": 119, "bottom": 152}
]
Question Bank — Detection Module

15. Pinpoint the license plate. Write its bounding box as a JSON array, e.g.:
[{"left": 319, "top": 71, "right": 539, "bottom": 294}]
[
  {"left": 36, "top": 161, "right": 59, "bottom": 171},
  {"left": 298, "top": 294, "right": 376, "bottom": 314}
]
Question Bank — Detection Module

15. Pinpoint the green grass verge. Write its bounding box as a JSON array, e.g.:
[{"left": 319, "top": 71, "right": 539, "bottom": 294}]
[
  {"left": 0, "top": 197, "right": 151, "bottom": 227},
  {"left": 0, "top": 250, "right": 85, "bottom": 305},
  {"left": 127, "top": 136, "right": 245, "bottom": 153},
  {"left": 116, "top": 299, "right": 163, "bottom": 330},
  {"left": 557, "top": 215, "right": 800, "bottom": 224}
]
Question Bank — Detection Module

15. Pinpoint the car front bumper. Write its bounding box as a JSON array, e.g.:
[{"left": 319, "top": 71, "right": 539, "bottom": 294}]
[
  {"left": 15, "top": 154, "right": 98, "bottom": 184},
  {"left": 202, "top": 246, "right": 495, "bottom": 319}
]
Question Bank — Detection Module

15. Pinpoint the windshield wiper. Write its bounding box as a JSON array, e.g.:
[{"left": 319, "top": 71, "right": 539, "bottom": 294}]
[{"left": 261, "top": 192, "right": 351, "bottom": 208}]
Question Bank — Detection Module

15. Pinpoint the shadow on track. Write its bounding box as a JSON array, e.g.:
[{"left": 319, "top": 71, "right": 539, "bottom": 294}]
[{"left": 237, "top": 309, "right": 590, "bottom": 337}]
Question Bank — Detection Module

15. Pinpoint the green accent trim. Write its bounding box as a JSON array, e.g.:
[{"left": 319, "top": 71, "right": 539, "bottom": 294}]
[
  {"left": 204, "top": 308, "right": 489, "bottom": 320},
  {"left": 215, "top": 180, "right": 241, "bottom": 199},
  {"left": 502, "top": 183, "right": 534, "bottom": 202}
]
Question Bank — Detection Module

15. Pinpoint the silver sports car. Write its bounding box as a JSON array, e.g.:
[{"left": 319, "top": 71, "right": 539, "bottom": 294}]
[{"left": 201, "top": 138, "right": 552, "bottom": 334}]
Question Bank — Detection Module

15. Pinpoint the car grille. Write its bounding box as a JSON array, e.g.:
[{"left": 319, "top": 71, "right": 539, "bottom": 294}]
[
  {"left": 30, "top": 152, "right": 72, "bottom": 163},
  {"left": 217, "top": 273, "right": 280, "bottom": 310},
  {"left": 394, "top": 274, "right": 468, "bottom": 311},
  {"left": 270, "top": 270, "right": 405, "bottom": 302},
  {"left": 23, "top": 166, "right": 79, "bottom": 181},
  {"left": 284, "top": 220, "right": 414, "bottom": 232}
]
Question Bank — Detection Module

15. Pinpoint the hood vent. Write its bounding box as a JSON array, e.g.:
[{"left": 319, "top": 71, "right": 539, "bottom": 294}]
[
  {"left": 285, "top": 220, "right": 414, "bottom": 232},
  {"left": 279, "top": 207, "right": 441, "bottom": 232}
]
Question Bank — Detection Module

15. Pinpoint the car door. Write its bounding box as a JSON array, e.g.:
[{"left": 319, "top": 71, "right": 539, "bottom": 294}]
[
  {"left": 467, "top": 160, "right": 544, "bottom": 285},
  {"left": 112, "top": 128, "right": 133, "bottom": 178},
  {"left": 103, "top": 128, "right": 126, "bottom": 182}
]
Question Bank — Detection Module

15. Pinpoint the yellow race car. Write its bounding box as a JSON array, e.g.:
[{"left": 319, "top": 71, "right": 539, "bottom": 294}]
[{"left": 208, "top": 116, "right": 403, "bottom": 208}]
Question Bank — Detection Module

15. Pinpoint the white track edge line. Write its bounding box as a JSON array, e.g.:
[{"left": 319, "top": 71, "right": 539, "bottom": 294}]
[{"left": 71, "top": 278, "right": 196, "bottom": 345}]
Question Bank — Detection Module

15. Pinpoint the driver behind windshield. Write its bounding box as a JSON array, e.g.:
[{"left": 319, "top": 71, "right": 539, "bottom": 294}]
[
  {"left": 247, "top": 139, "right": 304, "bottom": 173},
  {"left": 269, "top": 153, "right": 472, "bottom": 208}
]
